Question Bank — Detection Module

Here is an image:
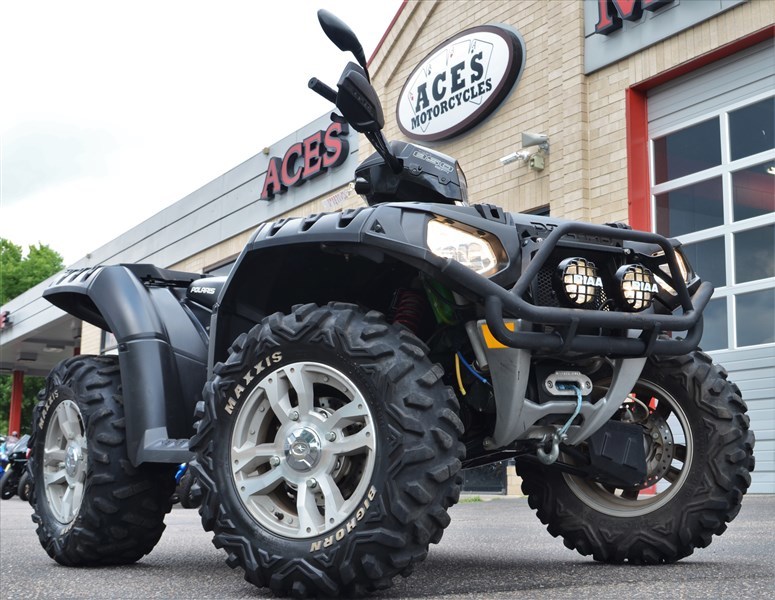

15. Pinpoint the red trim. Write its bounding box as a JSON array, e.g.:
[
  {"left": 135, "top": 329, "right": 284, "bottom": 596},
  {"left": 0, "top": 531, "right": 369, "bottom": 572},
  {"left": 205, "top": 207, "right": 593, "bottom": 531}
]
[
  {"left": 626, "top": 87, "right": 651, "bottom": 231},
  {"left": 626, "top": 25, "right": 774, "bottom": 231},
  {"left": 368, "top": 1, "right": 408, "bottom": 67},
  {"left": 9, "top": 370, "right": 23, "bottom": 435}
]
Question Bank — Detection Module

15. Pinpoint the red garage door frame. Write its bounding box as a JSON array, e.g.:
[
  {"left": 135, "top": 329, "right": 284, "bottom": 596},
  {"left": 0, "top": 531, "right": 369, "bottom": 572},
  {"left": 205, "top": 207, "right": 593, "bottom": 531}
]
[{"left": 626, "top": 25, "right": 774, "bottom": 232}]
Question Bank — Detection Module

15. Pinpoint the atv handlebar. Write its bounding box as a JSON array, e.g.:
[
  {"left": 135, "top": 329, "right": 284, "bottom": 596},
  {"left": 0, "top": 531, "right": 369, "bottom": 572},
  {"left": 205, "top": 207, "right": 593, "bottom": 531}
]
[{"left": 308, "top": 77, "right": 337, "bottom": 104}]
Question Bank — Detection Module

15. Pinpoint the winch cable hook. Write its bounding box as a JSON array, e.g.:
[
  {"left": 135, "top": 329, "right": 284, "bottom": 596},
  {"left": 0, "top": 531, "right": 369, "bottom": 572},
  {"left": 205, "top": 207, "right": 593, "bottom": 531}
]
[{"left": 536, "top": 383, "right": 583, "bottom": 465}]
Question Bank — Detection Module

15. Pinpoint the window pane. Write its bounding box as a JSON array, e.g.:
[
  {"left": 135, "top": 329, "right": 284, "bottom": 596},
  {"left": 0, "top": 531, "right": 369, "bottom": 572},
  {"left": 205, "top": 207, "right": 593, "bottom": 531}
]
[
  {"left": 729, "top": 97, "right": 775, "bottom": 161},
  {"left": 733, "top": 162, "right": 775, "bottom": 221},
  {"left": 655, "top": 177, "right": 723, "bottom": 237},
  {"left": 700, "top": 297, "right": 728, "bottom": 351},
  {"left": 734, "top": 225, "right": 775, "bottom": 284},
  {"left": 653, "top": 118, "right": 721, "bottom": 184},
  {"left": 681, "top": 237, "right": 726, "bottom": 287},
  {"left": 736, "top": 289, "right": 775, "bottom": 347}
]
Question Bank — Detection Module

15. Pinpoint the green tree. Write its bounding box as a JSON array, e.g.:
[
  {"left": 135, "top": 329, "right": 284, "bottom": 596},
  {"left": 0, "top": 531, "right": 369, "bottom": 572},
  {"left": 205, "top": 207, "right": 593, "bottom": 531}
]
[
  {"left": 1, "top": 238, "right": 64, "bottom": 304},
  {"left": 1, "top": 237, "right": 65, "bottom": 435}
]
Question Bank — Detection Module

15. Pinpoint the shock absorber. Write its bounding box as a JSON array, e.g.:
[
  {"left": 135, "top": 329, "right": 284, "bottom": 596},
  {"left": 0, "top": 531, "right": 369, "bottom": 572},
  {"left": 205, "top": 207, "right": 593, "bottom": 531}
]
[{"left": 391, "top": 289, "right": 426, "bottom": 335}]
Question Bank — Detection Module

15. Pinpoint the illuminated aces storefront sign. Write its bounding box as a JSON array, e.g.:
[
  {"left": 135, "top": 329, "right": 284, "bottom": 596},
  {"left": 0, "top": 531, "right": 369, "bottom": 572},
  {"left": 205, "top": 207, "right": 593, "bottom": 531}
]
[{"left": 397, "top": 25, "right": 526, "bottom": 142}]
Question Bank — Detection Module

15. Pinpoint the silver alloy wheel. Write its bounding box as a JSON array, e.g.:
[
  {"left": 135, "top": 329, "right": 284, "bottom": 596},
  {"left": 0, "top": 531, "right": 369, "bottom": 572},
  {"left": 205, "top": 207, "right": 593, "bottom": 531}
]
[
  {"left": 564, "top": 379, "right": 693, "bottom": 517},
  {"left": 230, "top": 361, "right": 376, "bottom": 538},
  {"left": 43, "top": 399, "right": 88, "bottom": 524}
]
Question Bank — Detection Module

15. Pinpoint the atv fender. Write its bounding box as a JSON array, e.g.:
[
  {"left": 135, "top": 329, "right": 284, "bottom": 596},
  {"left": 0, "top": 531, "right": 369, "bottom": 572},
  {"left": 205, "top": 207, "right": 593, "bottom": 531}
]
[{"left": 43, "top": 265, "right": 208, "bottom": 465}]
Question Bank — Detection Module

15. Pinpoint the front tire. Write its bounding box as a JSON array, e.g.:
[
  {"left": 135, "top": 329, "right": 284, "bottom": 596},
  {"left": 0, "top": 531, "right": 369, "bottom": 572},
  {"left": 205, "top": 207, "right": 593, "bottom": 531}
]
[
  {"left": 30, "top": 355, "right": 176, "bottom": 566},
  {"left": 191, "top": 303, "right": 464, "bottom": 597},
  {"left": 18, "top": 470, "right": 32, "bottom": 502},
  {"left": 519, "top": 351, "right": 755, "bottom": 563}
]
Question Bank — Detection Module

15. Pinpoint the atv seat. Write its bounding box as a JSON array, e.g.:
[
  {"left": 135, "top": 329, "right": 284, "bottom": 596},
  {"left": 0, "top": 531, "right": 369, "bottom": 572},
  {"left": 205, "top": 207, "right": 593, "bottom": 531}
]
[{"left": 186, "top": 276, "right": 226, "bottom": 309}]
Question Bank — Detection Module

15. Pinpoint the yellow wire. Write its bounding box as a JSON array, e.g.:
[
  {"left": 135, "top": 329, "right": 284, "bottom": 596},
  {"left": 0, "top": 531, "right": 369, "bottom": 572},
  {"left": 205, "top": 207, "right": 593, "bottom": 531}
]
[{"left": 455, "top": 353, "right": 467, "bottom": 396}]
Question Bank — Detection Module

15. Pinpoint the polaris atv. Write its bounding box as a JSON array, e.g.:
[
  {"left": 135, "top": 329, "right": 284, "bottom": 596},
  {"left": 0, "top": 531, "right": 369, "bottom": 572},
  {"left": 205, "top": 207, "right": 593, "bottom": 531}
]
[{"left": 30, "top": 10, "right": 754, "bottom": 598}]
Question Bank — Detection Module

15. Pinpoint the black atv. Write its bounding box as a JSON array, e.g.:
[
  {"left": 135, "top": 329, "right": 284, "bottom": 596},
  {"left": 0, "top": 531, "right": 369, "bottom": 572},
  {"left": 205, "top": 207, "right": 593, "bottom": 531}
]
[{"left": 29, "top": 10, "right": 754, "bottom": 598}]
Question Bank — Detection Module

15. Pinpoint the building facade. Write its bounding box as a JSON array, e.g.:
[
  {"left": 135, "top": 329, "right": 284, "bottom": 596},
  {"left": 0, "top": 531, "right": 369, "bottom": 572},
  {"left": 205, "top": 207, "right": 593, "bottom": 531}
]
[{"left": 1, "top": 0, "right": 773, "bottom": 492}]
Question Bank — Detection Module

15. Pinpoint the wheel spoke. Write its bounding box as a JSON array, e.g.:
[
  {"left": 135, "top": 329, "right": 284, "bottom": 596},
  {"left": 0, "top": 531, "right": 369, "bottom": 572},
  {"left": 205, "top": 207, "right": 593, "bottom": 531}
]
[
  {"left": 664, "top": 465, "right": 683, "bottom": 484},
  {"left": 621, "top": 488, "right": 640, "bottom": 500},
  {"left": 239, "top": 467, "right": 285, "bottom": 497},
  {"left": 673, "top": 444, "right": 688, "bottom": 464},
  {"left": 332, "top": 428, "right": 374, "bottom": 456},
  {"left": 71, "top": 481, "right": 85, "bottom": 512},
  {"left": 56, "top": 404, "right": 81, "bottom": 441},
  {"left": 60, "top": 486, "right": 76, "bottom": 521},
  {"left": 296, "top": 481, "right": 324, "bottom": 534},
  {"left": 44, "top": 448, "right": 66, "bottom": 466},
  {"left": 260, "top": 376, "right": 293, "bottom": 424},
  {"left": 232, "top": 443, "right": 277, "bottom": 474},
  {"left": 328, "top": 401, "right": 370, "bottom": 428},
  {"left": 284, "top": 365, "right": 315, "bottom": 416},
  {"left": 44, "top": 469, "right": 67, "bottom": 486},
  {"left": 317, "top": 474, "right": 346, "bottom": 524}
]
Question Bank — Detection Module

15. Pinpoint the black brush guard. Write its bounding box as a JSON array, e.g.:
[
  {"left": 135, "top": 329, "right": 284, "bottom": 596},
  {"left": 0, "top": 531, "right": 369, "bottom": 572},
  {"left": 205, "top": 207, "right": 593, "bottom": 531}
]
[{"left": 440, "top": 221, "right": 713, "bottom": 357}]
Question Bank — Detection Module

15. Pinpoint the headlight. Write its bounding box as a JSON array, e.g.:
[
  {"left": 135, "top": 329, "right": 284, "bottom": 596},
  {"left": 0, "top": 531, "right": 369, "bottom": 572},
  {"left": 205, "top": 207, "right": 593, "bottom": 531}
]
[
  {"left": 616, "top": 264, "right": 658, "bottom": 311},
  {"left": 652, "top": 249, "right": 690, "bottom": 295},
  {"left": 555, "top": 257, "right": 602, "bottom": 307},
  {"left": 427, "top": 219, "right": 498, "bottom": 276}
]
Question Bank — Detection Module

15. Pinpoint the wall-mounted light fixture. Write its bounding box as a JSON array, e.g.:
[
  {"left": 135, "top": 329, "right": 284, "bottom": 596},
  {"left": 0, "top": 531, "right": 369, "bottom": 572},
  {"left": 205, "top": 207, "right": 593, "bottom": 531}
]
[{"left": 499, "top": 132, "right": 550, "bottom": 171}]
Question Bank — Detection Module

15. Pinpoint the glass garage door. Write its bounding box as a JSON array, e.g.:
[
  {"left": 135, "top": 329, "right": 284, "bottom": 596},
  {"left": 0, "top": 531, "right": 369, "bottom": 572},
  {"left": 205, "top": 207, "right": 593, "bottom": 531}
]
[{"left": 647, "top": 40, "right": 774, "bottom": 493}]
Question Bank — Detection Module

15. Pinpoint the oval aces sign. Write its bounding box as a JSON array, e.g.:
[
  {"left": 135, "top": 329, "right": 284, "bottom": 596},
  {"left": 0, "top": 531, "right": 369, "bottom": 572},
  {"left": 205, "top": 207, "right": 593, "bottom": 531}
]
[{"left": 396, "top": 25, "right": 525, "bottom": 143}]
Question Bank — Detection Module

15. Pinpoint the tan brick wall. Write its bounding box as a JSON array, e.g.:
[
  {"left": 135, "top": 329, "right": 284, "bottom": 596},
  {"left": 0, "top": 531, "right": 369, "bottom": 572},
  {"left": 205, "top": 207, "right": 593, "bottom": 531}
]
[{"left": 79, "top": 322, "right": 102, "bottom": 355}]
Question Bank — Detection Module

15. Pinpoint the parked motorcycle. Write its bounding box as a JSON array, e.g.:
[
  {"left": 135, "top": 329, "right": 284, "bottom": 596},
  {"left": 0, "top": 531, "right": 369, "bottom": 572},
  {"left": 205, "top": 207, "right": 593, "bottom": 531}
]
[{"left": 1, "top": 435, "right": 30, "bottom": 500}]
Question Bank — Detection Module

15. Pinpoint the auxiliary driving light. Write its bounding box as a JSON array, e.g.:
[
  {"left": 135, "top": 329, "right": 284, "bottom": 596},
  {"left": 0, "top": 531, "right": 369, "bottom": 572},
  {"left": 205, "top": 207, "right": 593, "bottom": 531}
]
[
  {"left": 556, "top": 257, "right": 602, "bottom": 306},
  {"left": 616, "top": 264, "right": 658, "bottom": 311}
]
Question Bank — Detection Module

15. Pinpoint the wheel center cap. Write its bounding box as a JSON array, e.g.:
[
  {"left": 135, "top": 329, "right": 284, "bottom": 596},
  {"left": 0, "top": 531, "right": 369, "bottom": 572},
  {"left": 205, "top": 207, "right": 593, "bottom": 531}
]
[
  {"left": 65, "top": 442, "right": 83, "bottom": 478},
  {"left": 284, "top": 428, "right": 321, "bottom": 472}
]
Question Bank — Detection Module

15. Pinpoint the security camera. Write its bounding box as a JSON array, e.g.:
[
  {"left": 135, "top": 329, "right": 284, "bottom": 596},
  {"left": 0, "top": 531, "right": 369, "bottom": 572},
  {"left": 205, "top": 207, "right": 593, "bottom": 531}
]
[{"left": 499, "top": 150, "right": 531, "bottom": 165}]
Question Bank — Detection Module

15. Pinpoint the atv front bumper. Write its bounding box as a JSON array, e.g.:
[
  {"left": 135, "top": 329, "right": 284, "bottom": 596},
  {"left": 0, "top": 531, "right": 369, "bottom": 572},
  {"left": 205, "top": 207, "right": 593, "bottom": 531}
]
[{"left": 440, "top": 221, "right": 712, "bottom": 357}]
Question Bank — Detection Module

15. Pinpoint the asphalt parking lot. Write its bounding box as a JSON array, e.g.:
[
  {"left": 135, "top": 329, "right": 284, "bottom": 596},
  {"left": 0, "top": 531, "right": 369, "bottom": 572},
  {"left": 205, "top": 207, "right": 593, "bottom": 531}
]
[{"left": 1, "top": 494, "right": 773, "bottom": 599}]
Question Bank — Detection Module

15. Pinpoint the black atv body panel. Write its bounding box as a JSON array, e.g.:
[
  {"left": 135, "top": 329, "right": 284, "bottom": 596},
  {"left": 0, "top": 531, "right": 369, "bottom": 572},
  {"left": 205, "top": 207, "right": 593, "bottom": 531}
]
[{"left": 43, "top": 264, "right": 212, "bottom": 465}]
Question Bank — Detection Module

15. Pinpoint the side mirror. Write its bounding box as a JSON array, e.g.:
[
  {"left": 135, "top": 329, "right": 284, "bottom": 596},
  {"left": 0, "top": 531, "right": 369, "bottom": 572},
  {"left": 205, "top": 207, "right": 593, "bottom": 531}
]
[{"left": 318, "top": 9, "right": 368, "bottom": 74}]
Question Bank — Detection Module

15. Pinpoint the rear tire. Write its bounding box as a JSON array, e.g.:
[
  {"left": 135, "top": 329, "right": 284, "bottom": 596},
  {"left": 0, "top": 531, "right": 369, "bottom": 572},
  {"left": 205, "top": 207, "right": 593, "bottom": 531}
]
[
  {"left": 519, "top": 351, "right": 755, "bottom": 563},
  {"left": 30, "top": 355, "right": 176, "bottom": 566},
  {"left": 191, "top": 303, "right": 465, "bottom": 597}
]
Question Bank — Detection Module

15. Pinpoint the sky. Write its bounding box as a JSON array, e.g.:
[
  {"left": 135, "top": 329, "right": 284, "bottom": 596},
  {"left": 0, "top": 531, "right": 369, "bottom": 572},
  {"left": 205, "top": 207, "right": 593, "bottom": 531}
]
[{"left": 0, "top": 0, "right": 403, "bottom": 266}]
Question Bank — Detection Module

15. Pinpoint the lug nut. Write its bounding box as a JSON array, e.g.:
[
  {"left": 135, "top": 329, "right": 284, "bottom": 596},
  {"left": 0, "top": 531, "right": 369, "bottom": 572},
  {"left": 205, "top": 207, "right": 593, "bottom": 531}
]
[
  {"left": 307, "top": 478, "right": 318, "bottom": 489},
  {"left": 269, "top": 456, "right": 280, "bottom": 467},
  {"left": 325, "top": 432, "right": 337, "bottom": 442},
  {"left": 289, "top": 410, "right": 300, "bottom": 421}
]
